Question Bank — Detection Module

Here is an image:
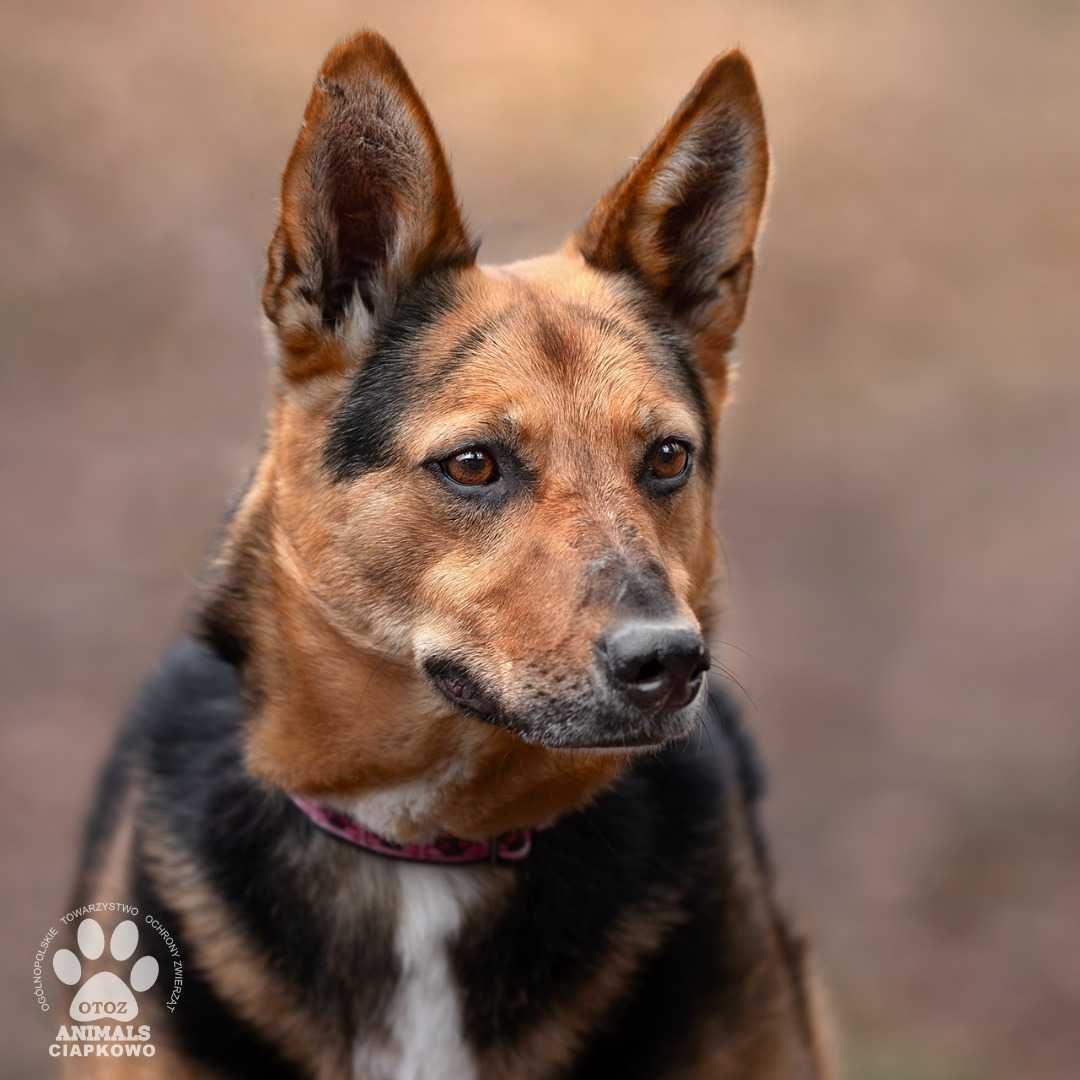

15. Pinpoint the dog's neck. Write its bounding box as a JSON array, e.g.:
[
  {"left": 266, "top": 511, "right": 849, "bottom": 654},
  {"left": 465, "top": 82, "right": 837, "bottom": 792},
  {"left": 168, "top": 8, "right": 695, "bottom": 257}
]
[{"left": 200, "top": 461, "right": 627, "bottom": 843}]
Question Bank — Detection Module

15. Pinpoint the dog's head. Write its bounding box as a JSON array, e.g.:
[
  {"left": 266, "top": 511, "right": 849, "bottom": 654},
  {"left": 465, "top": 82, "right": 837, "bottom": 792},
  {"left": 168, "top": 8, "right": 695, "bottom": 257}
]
[{"left": 220, "top": 32, "right": 768, "bottom": 825}]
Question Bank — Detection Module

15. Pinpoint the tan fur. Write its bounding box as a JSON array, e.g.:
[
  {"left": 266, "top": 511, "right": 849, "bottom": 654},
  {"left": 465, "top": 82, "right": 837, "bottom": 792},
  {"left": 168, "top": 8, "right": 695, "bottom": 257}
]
[
  {"left": 140, "top": 810, "right": 352, "bottom": 1077},
  {"left": 82, "top": 784, "right": 137, "bottom": 904},
  {"left": 59, "top": 790, "right": 200, "bottom": 1079}
]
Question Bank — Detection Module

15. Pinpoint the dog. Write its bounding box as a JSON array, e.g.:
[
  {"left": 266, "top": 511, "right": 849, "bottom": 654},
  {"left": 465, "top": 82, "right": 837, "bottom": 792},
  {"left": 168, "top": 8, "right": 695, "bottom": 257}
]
[{"left": 66, "top": 30, "right": 831, "bottom": 1078}]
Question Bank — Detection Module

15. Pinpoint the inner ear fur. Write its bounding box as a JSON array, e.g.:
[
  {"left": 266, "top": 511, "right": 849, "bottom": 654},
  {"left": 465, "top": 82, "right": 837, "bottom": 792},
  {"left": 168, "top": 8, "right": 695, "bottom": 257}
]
[
  {"left": 576, "top": 50, "right": 769, "bottom": 373},
  {"left": 263, "top": 31, "right": 475, "bottom": 379}
]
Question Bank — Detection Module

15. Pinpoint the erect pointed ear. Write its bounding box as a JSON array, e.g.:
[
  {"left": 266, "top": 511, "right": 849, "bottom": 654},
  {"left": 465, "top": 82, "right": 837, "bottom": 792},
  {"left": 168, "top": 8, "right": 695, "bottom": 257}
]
[
  {"left": 263, "top": 32, "right": 475, "bottom": 380},
  {"left": 575, "top": 51, "right": 769, "bottom": 382}
]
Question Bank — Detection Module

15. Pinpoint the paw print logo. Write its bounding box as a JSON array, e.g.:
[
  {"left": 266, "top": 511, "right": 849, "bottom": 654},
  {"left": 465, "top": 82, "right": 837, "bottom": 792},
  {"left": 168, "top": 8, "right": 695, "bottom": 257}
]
[{"left": 52, "top": 918, "right": 159, "bottom": 1022}]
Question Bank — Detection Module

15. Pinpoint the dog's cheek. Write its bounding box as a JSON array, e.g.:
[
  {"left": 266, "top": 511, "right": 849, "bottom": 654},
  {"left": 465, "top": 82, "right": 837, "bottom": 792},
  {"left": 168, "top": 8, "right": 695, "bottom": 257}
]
[{"left": 317, "top": 473, "right": 441, "bottom": 599}]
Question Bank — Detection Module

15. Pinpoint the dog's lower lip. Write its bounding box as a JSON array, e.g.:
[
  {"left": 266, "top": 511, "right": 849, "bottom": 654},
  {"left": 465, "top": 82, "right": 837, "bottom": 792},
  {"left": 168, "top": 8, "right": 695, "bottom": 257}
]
[{"left": 431, "top": 670, "right": 495, "bottom": 718}]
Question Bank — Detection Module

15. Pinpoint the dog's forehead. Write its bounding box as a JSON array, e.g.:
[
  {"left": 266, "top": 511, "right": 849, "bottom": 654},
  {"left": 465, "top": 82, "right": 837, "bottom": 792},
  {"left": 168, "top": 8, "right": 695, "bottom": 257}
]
[
  {"left": 417, "top": 269, "right": 704, "bottom": 423},
  {"left": 424, "top": 282, "right": 645, "bottom": 388}
]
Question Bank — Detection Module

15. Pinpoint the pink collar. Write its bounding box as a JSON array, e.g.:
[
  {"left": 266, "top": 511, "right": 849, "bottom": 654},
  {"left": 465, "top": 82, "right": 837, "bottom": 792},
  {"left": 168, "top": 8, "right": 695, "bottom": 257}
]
[{"left": 289, "top": 794, "right": 537, "bottom": 865}]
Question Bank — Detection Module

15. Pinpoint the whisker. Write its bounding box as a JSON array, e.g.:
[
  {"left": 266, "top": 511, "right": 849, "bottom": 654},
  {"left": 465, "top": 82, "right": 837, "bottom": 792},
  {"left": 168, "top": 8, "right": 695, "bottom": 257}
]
[
  {"left": 710, "top": 638, "right": 753, "bottom": 659},
  {"left": 707, "top": 659, "right": 757, "bottom": 712}
]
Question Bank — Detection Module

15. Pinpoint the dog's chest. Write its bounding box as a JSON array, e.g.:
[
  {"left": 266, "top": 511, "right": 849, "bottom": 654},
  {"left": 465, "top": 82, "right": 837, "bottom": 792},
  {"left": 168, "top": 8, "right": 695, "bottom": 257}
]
[{"left": 353, "top": 863, "right": 481, "bottom": 1080}]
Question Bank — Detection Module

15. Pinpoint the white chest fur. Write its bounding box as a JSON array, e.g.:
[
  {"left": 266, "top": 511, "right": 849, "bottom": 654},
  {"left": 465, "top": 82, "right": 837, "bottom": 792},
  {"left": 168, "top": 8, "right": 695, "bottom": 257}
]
[{"left": 354, "top": 863, "right": 482, "bottom": 1080}]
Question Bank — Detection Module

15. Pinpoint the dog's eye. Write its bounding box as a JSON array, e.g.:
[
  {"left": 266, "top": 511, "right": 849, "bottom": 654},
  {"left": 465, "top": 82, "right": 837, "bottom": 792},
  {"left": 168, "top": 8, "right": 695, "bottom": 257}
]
[
  {"left": 645, "top": 439, "right": 692, "bottom": 485},
  {"left": 441, "top": 448, "right": 500, "bottom": 487}
]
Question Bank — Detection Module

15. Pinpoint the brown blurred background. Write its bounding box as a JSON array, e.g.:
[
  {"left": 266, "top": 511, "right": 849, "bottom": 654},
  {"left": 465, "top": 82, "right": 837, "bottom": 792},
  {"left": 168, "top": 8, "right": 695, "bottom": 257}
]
[{"left": 3, "top": 2, "right": 1078, "bottom": 1077}]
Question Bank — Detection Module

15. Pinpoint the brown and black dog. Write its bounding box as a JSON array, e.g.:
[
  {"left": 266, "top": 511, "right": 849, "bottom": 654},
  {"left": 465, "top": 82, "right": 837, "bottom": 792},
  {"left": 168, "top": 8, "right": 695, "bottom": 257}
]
[{"left": 68, "top": 30, "right": 831, "bottom": 1079}]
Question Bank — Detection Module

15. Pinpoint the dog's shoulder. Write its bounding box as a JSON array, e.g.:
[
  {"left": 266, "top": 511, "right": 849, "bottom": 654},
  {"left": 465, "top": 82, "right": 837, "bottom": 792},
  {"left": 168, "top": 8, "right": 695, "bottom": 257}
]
[{"left": 75, "top": 639, "right": 230, "bottom": 880}]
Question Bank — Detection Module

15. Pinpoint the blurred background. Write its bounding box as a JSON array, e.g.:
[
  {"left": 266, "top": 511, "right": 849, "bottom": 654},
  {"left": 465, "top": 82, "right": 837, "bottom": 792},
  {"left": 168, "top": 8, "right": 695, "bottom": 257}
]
[{"left": 2, "top": 2, "right": 1078, "bottom": 1076}]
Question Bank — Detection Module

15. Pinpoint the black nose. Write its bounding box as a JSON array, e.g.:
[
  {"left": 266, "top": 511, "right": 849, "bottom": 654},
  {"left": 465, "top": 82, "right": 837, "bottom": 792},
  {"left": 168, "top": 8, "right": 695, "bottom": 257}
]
[{"left": 600, "top": 621, "right": 709, "bottom": 713}]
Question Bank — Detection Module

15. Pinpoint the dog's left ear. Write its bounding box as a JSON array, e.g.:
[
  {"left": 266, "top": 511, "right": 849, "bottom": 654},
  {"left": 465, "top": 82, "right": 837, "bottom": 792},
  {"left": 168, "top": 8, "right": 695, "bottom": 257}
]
[
  {"left": 575, "top": 51, "right": 769, "bottom": 388},
  {"left": 263, "top": 31, "right": 475, "bottom": 381}
]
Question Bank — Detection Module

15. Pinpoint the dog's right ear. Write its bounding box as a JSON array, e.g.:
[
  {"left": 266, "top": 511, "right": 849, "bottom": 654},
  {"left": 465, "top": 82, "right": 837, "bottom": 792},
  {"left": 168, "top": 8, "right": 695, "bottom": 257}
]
[{"left": 263, "top": 31, "right": 475, "bottom": 381}]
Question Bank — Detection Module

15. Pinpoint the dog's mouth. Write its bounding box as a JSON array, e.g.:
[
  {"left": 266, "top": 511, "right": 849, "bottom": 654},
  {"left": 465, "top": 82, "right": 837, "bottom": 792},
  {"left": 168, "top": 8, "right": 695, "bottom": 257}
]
[
  {"left": 425, "top": 658, "right": 500, "bottom": 720},
  {"left": 423, "top": 656, "right": 704, "bottom": 752}
]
